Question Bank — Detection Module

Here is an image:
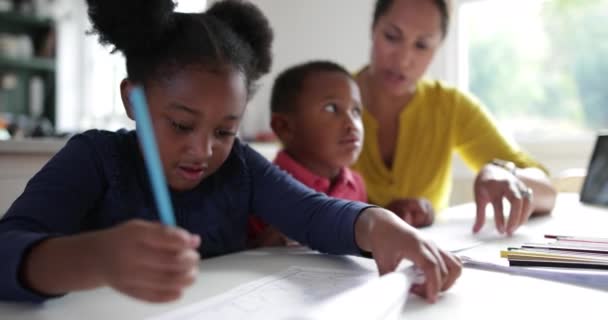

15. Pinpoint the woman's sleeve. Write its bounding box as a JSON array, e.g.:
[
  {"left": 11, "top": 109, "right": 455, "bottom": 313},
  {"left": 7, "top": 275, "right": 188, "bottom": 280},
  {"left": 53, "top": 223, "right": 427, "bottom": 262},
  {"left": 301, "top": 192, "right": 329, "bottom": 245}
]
[
  {"left": 243, "top": 145, "right": 374, "bottom": 256},
  {"left": 0, "top": 134, "right": 105, "bottom": 302},
  {"left": 451, "top": 90, "right": 548, "bottom": 174}
]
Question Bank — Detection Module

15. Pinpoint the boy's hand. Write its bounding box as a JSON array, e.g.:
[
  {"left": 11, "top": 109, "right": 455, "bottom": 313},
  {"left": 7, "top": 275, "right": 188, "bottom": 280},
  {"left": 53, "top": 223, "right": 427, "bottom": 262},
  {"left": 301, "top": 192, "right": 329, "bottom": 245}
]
[
  {"left": 355, "top": 208, "right": 461, "bottom": 303},
  {"left": 95, "top": 220, "right": 201, "bottom": 303},
  {"left": 386, "top": 198, "right": 435, "bottom": 228},
  {"left": 249, "top": 226, "right": 289, "bottom": 248}
]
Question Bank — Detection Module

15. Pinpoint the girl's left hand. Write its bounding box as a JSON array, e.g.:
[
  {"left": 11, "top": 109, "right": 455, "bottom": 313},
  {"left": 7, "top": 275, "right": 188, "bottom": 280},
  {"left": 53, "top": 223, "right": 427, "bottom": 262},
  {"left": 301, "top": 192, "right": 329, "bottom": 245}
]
[
  {"left": 473, "top": 163, "right": 534, "bottom": 235},
  {"left": 355, "top": 208, "right": 462, "bottom": 303}
]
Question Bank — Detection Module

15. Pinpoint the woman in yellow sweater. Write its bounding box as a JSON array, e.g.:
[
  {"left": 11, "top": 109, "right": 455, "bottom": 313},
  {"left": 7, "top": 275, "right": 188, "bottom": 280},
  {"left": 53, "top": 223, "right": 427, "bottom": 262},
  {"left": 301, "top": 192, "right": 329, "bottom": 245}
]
[{"left": 353, "top": 0, "right": 557, "bottom": 235}]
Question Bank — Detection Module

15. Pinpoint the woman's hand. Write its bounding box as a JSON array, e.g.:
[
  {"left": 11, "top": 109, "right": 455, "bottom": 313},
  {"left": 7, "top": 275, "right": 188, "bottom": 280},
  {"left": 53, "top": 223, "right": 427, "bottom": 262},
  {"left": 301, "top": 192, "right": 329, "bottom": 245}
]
[
  {"left": 355, "top": 208, "right": 462, "bottom": 303},
  {"left": 386, "top": 198, "right": 435, "bottom": 228},
  {"left": 473, "top": 164, "right": 534, "bottom": 235}
]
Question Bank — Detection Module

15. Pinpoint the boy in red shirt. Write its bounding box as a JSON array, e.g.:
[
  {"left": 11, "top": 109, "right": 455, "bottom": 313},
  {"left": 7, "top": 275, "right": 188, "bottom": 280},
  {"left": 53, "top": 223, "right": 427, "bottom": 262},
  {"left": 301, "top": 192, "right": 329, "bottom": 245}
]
[{"left": 249, "top": 61, "right": 367, "bottom": 246}]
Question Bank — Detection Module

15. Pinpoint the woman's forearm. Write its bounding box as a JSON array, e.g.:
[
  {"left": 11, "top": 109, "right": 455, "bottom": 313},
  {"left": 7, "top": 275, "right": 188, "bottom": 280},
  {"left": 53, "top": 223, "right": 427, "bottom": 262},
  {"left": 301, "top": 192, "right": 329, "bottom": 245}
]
[{"left": 517, "top": 167, "right": 557, "bottom": 214}]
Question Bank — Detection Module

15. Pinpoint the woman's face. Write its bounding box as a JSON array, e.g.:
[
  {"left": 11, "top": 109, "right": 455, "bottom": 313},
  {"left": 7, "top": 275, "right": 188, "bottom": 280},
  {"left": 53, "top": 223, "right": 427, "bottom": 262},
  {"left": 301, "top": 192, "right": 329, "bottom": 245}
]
[
  {"left": 370, "top": 0, "right": 444, "bottom": 96},
  {"left": 123, "top": 67, "right": 247, "bottom": 192}
]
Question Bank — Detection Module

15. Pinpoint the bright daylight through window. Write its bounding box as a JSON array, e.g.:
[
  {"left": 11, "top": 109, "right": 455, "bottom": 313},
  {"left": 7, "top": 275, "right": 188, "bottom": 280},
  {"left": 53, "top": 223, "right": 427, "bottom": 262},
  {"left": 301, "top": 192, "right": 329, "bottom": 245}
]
[{"left": 460, "top": 0, "right": 608, "bottom": 139}]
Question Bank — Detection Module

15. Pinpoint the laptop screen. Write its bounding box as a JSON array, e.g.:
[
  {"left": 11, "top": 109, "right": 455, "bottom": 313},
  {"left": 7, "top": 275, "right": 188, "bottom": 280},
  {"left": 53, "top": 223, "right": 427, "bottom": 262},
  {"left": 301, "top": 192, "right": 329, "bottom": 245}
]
[{"left": 580, "top": 134, "right": 608, "bottom": 206}]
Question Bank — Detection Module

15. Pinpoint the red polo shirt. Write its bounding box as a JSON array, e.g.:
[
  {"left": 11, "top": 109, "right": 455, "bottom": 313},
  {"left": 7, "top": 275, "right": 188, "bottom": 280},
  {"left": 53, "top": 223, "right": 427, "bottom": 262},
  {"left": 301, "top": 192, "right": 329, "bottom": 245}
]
[
  {"left": 249, "top": 150, "right": 367, "bottom": 238},
  {"left": 272, "top": 150, "right": 367, "bottom": 202}
]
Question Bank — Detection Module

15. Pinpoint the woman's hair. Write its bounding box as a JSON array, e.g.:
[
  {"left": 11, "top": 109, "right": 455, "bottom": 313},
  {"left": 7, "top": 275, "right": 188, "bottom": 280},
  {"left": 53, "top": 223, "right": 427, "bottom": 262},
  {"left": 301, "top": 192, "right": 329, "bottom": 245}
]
[
  {"left": 86, "top": 0, "right": 273, "bottom": 98},
  {"left": 270, "top": 60, "right": 353, "bottom": 114},
  {"left": 372, "top": 0, "right": 451, "bottom": 38}
]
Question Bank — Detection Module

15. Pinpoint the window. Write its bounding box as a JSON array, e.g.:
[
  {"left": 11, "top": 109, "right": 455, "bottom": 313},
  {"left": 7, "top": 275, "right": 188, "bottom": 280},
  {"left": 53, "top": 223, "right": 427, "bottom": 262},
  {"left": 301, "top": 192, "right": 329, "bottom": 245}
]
[
  {"left": 175, "top": 1, "right": 208, "bottom": 13},
  {"left": 458, "top": 0, "right": 608, "bottom": 139},
  {"left": 56, "top": 0, "right": 207, "bottom": 132}
]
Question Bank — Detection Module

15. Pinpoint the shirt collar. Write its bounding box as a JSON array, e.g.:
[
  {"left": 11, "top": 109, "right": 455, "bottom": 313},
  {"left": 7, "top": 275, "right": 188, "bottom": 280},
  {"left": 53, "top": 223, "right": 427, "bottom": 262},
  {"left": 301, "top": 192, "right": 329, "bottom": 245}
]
[{"left": 273, "top": 150, "right": 358, "bottom": 193}]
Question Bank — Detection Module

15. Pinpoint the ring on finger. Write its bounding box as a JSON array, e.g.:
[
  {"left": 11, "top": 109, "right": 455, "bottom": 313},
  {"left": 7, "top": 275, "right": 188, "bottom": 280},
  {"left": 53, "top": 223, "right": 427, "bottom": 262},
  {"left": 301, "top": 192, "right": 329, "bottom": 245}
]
[{"left": 520, "top": 187, "right": 533, "bottom": 200}]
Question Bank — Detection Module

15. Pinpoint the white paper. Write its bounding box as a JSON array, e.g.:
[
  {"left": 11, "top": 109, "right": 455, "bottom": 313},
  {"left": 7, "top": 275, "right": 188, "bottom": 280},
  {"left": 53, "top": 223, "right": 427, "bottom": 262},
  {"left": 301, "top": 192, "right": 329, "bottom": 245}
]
[
  {"left": 288, "top": 271, "right": 412, "bottom": 320},
  {"left": 148, "top": 266, "right": 406, "bottom": 320},
  {"left": 420, "top": 205, "right": 537, "bottom": 253}
]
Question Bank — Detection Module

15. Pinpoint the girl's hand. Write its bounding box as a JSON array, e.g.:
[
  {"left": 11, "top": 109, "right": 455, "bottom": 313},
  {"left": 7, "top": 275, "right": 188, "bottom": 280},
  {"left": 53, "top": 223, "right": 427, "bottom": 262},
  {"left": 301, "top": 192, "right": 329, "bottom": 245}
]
[
  {"left": 95, "top": 220, "right": 201, "bottom": 302},
  {"left": 473, "top": 164, "right": 534, "bottom": 235},
  {"left": 355, "top": 208, "right": 462, "bottom": 303},
  {"left": 386, "top": 198, "right": 435, "bottom": 228}
]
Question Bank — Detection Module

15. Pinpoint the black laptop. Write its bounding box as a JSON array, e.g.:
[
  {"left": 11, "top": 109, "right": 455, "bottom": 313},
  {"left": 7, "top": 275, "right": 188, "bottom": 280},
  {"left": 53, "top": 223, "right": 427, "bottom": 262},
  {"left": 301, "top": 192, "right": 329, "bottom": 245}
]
[{"left": 580, "top": 134, "right": 608, "bottom": 206}]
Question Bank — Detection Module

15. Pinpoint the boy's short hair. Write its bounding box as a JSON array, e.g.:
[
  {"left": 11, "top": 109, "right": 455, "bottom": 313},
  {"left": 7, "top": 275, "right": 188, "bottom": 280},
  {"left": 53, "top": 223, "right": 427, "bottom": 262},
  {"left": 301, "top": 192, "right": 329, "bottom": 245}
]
[{"left": 270, "top": 61, "right": 353, "bottom": 114}]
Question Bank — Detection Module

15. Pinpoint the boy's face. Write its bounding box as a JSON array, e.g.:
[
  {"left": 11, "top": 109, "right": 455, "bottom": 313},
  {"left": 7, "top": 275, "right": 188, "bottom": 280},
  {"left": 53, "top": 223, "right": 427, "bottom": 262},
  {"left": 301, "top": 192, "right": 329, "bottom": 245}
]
[
  {"left": 124, "top": 68, "right": 247, "bottom": 191},
  {"left": 283, "top": 71, "right": 364, "bottom": 178}
]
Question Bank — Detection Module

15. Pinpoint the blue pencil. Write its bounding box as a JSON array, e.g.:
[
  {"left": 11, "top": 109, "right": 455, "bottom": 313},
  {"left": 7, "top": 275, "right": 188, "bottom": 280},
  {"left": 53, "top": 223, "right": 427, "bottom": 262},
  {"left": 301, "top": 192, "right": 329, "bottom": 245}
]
[{"left": 129, "top": 86, "right": 176, "bottom": 226}]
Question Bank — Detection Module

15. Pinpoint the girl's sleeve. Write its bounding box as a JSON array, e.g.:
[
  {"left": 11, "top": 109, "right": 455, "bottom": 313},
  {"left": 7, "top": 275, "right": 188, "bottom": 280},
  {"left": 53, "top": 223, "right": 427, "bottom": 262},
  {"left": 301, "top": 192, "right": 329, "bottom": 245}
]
[
  {"left": 451, "top": 90, "right": 548, "bottom": 174},
  {"left": 0, "top": 134, "right": 105, "bottom": 302},
  {"left": 243, "top": 145, "right": 374, "bottom": 256}
]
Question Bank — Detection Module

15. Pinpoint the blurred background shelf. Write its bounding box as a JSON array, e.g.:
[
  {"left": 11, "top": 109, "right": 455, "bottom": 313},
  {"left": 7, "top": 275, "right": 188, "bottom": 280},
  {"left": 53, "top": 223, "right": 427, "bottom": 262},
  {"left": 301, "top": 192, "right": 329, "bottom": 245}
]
[
  {"left": 0, "top": 11, "right": 52, "bottom": 33},
  {"left": 0, "top": 3, "right": 56, "bottom": 134},
  {"left": 0, "top": 56, "right": 54, "bottom": 72}
]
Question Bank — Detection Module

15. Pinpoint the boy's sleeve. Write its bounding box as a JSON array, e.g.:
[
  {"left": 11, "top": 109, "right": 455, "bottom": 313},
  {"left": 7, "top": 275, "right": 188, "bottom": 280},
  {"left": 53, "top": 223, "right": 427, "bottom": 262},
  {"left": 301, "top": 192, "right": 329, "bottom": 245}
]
[
  {"left": 243, "top": 144, "right": 374, "bottom": 256},
  {"left": 0, "top": 134, "right": 105, "bottom": 302}
]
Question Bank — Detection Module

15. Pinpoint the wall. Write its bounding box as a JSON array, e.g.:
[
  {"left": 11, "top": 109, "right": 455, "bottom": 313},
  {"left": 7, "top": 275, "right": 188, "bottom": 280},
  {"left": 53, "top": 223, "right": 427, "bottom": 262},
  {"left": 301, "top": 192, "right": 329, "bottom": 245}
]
[
  {"left": 239, "top": 0, "right": 372, "bottom": 138},
  {"left": 0, "top": 140, "right": 68, "bottom": 215},
  {"left": 241, "top": 0, "right": 455, "bottom": 138}
]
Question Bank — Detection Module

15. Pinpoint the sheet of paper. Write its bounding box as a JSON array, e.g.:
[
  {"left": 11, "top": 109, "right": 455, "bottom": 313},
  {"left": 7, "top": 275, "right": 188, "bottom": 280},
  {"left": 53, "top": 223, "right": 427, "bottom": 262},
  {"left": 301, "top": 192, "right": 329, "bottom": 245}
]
[
  {"left": 419, "top": 217, "right": 534, "bottom": 253},
  {"left": 420, "top": 204, "right": 537, "bottom": 253},
  {"left": 461, "top": 255, "right": 608, "bottom": 291},
  {"left": 148, "top": 267, "right": 395, "bottom": 320},
  {"left": 290, "top": 271, "right": 412, "bottom": 320}
]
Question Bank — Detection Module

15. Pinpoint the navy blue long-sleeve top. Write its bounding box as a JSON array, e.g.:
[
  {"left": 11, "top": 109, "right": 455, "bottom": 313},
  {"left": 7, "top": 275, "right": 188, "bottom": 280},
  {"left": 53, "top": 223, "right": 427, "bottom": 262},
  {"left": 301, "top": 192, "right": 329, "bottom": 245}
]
[{"left": 0, "top": 130, "right": 371, "bottom": 302}]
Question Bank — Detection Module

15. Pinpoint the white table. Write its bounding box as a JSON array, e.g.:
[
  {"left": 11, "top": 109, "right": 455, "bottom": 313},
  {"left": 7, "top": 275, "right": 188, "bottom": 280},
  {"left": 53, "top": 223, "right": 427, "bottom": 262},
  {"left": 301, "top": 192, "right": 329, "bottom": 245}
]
[{"left": 1, "top": 193, "right": 607, "bottom": 320}]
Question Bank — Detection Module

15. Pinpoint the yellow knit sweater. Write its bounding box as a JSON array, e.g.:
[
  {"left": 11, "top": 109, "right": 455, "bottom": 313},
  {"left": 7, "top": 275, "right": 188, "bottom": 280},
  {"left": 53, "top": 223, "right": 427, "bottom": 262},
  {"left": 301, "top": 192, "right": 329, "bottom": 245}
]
[{"left": 353, "top": 79, "right": 544, "bottom": 211}]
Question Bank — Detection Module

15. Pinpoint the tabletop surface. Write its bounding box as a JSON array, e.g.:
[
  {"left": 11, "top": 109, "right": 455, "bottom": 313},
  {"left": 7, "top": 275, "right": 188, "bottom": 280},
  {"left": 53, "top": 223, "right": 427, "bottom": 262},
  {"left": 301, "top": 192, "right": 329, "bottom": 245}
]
[{"left": 1, "top": 193, "right": 607, "bottom": 320}]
